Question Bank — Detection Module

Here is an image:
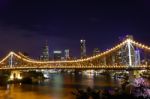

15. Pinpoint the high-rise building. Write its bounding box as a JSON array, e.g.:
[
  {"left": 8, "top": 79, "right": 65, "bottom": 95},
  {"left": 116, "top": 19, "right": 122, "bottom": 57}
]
[
  {"left": 64, "top": 49, "right": 70, "bottom": 59},
  {"left": 93, "top": 48, "right": 100, "bottom": 55},
  {"left": 80, "top": 39, "right": 86, "bottom": 58},
  {"left": 135, "top": 49, "right": 140, "bottom": 66},
  {"left": 40, "top": 41, "right": 49, "bottom": 61},
  {"left": 53, "top": 50, "right": 62, "bottom": 60}
]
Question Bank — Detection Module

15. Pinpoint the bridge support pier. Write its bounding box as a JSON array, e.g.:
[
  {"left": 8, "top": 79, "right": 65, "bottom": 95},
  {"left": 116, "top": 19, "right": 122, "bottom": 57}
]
[{"left": 9, "top": 71, "right": 22, "bottom": 81}]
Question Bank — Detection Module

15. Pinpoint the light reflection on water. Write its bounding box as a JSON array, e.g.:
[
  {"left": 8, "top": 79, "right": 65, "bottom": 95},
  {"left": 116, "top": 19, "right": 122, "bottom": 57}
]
[{"left": 0, "top": 73, "right": 122, "bottom": 99}]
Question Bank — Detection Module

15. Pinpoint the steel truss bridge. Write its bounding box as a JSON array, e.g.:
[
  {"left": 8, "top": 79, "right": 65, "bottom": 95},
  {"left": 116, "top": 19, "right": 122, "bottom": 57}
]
[{"left": 0, "top": 38, "right": 150, "bottom": 70}]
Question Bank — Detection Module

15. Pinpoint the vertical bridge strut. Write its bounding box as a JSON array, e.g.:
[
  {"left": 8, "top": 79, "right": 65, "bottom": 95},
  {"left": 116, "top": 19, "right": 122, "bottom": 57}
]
[
  {"left": 127, "top": 39, "right": 132, "bottom": 67},
  {"left": 10, "top": 52, "right": 13, "bottom": 68}
]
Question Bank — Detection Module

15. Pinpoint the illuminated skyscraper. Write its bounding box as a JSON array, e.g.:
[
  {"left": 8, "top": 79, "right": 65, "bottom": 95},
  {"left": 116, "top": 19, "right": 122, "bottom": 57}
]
[
  {"left": 135, "top": 49, "right": 140, "bottom": 66},
  {"left": 53, "top": 50, "right": 62, "bottom": 60},
  {"left": 64, "top": 49, "right": 70, "bottom": 59},
  {"left": 80, "top": 39, "right": 86, "bottom": 58},
  {"left": 40, "top": 41, "right": 49, "bottom": 61}
]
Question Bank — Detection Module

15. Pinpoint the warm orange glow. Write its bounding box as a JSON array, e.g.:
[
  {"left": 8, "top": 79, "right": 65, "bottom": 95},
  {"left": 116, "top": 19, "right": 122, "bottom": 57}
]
[{"left": 0, "top": 38, "right": 149, "bottom": 69}]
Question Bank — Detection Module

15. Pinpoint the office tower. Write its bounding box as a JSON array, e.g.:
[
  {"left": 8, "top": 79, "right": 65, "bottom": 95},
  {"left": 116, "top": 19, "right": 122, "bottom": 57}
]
[
  {"left": 53, "top": 50, "right": 62, "bottom": 60},
  {"left": 80, "top": 39, "right": 86, "bottom": 58},
  {"left": 64, "top": 49, "right": 70, "bottom": 59},
  {"left": 40, "top": 41, "right": 49, "bottom": 61},
  {"left": 135, "top": 49, "right": 140, "bottom": 66}
]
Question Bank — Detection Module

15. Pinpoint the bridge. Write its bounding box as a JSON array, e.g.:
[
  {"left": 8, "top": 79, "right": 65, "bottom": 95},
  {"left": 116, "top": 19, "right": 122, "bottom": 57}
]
[{"left": 0, "top": 38, "right": 150, "bottom": 70}]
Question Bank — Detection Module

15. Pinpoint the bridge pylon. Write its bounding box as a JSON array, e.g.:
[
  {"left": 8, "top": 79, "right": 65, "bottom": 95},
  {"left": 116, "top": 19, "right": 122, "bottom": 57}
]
[
  {"left": 126, "top": 39, "right": 135, "bottom": 67},
  {"left": 9, "top": 52, "right": 14, "bottom": 68}
]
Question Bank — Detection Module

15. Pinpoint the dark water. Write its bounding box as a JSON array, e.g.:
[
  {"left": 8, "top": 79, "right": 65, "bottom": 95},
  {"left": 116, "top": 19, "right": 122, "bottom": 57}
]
[{"left": 0, "top": 73, "right": 126, "bottom": 99}]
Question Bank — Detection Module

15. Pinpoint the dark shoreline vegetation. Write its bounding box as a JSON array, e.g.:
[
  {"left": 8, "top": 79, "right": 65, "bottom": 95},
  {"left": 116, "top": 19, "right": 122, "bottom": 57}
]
[
  {"left": 0, "top": 71, "right": 10, "bottom": 85},
  {"left": 71, "top": 72, "right": 150, "bottom": 99},
  {"left": 0, "top": 71, "right": 45, "bottom": 85},
  {"left": 72, "top": 86, "right": 150, "bottom": 99}
]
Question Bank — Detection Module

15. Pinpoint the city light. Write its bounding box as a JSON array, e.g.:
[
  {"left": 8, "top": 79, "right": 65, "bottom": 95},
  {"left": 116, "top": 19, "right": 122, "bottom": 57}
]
[{"left": 0, "top": 38, "right": 149, "bottom": 69}]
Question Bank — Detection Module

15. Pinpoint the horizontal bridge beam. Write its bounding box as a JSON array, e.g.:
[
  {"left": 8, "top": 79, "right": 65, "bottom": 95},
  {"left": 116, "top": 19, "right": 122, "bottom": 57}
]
[{"left": 0, "top": 66, "right": 149, "bottom": 70}]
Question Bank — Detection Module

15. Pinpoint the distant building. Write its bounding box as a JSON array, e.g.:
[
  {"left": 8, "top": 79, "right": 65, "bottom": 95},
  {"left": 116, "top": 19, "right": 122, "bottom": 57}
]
[
  {"left": 135, "top": 49, "right": 140, "bottom": 66},
  {"left": 61, "top": 57, "right": 65, "bottom": 60},
  {"left": 64, "top": 49, "right": 70, "bottom": 59},
  {"left": 80, "top": 39, "right": 86, "bottom": 58},
  {"left": 53, "top": 50, "right": 62, "bottom": 60},
  {"left": 40, "top": 41, "right": 49, "bottom": 61},
  {"left": 93, "top": 48, "right": 100, "bottom": 55}
]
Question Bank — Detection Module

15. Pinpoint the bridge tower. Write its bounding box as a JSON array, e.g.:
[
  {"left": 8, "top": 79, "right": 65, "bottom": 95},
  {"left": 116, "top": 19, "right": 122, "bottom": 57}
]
[
  {"left": 120, "top": 35, "right": 135, "bottom": 67},
  {"left": 9, "top": 52, "right": 14, "bottom": 68},
  {"left": 127, "top": 39, "right": 134, "bottom": 67}
]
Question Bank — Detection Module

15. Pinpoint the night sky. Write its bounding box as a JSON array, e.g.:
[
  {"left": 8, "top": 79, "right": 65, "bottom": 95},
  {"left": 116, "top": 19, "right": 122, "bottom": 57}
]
[{"left": 0, "top": 0, "right": 150, "bottom": 58}]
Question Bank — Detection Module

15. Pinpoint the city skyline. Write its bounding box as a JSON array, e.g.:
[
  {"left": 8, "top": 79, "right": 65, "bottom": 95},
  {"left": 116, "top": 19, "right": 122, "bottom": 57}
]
[
  {"left": 0, "top": 36, "right": 141, "bottom": 59},
  {"left": 0, "top": 1, "right": 149, "bottom": 99},
  {"left": 0, "top": 0, "right": 150, "bottom": 58}
]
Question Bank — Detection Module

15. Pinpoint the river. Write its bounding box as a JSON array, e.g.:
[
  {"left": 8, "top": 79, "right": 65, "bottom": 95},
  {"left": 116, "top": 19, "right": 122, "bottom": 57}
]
[{"left": 0, "top": 71, "right": 147, "bottom": 99}]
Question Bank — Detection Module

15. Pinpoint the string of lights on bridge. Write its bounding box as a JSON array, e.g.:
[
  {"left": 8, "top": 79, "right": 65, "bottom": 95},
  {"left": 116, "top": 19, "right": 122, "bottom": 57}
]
[{"left": 0, "top": 38, "right": 150, "bottom": 65}]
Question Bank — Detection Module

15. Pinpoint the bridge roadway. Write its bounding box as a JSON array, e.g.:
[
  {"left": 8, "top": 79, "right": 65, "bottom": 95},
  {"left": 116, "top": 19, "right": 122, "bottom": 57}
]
[{"left": 0, "top": 65, "right": 149, "bottom": 70}]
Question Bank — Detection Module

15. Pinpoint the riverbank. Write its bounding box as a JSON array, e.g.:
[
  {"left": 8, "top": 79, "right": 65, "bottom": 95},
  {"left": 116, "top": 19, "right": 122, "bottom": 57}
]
[{"left": 0, "top": 71, "right": 45, "bottom": 85}]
